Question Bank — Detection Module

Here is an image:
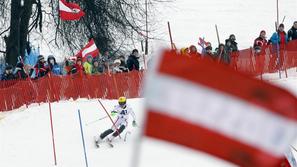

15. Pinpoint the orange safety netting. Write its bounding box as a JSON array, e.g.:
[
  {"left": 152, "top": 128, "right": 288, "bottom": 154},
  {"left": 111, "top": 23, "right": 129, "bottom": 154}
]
[{"left": 0, "top": 71, "right": 144, "bottom": 112}]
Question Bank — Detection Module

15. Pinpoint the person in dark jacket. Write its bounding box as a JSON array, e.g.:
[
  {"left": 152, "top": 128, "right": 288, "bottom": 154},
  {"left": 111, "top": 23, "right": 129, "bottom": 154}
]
[
  {"left": 14, "top": 62, "right": 28, "bottom": 79},
  {"left": 92, "top": 58, "right": 101, "bottom": 74},
  {"left": 253, "top": 30, "right": 268, "bottom": 53},
  {"left": 47, "top": 55, "right": 62, "bottom": 75},
  {"left": 33, "top": 55, "right": 49, "bottom": 78},
  {"left": 127, "top": 49, "right": 140, "bottom": 71},
  {"left": 216, "top": 44, "right": 231, "bottom": 64},
  {"left": 1, "top": 65, "right": 16, "bottom": 81},
  {"left": 225, "top": 34, "right": 238, "bottom": 53},
  {"left": 288, "top": 21, "right": 297, "bottom": 41}
]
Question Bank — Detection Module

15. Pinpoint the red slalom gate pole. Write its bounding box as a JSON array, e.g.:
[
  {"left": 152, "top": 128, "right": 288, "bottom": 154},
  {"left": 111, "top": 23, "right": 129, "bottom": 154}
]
[
  {"left": 47, "top": 91, "right": 57, "bottom": 165},
  {"left": 98, "top": 99, "right": 122, "bottom": 139}
]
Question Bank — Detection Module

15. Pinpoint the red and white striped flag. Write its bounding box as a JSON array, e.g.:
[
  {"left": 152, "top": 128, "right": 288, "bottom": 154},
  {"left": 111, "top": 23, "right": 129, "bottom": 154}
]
[
  {"left": 59, "top": 0, "right": 85, "bottom": 21},
  {"left": 144, "top": 50, "right": 297, "bottom": 167},
  {"left": 75, "top": 39, "right": 99, "bottom": 59}
]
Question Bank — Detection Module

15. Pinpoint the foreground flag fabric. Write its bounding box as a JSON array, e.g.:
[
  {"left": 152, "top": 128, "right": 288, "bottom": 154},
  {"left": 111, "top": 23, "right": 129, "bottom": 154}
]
[
  {"left": 144, "top": 50, "right": 297, "bottom": 167},
  {"left": 59, "top": 0, "right": 85, "bottom": 21},
  {"left": 75, "top": 39, "right": 99, "bottom": 59}
]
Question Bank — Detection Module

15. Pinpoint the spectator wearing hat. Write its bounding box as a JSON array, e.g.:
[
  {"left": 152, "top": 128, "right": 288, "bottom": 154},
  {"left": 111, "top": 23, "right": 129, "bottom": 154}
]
[
  {"left": 288, "top": 21, "right": 297, "bottom": 41},
  {"left": 270, "top": 23, "right": 288, "bottom": 50},
  {"left": 83, "top": 55, "right": 93, "bottom": 75},
  {"left": 112, "top": 59, "right": 123, "bottom": 73},
  {"left": 1, "top": 65, "right": 15, "bottom": 81},
  {"left": 33, "top": 55, "right": 49, "bottom": 78},
  {"left": 204, "top": 46, "right": 216, "bottom": 61},
  {"left": 253, "top": 30, "right": 268, "bottom": 53},
  {"left": 14, "top": 62, "right": 28, "bottom": 79},
  {"left": 47, "top": 55, "right": 62, "bottom": 75},
  {"left": 225, "top": 34, "right": 238, "bottom": 53},
  {"left": 127, "top": 49, "right": 140, "bottom": 71}
]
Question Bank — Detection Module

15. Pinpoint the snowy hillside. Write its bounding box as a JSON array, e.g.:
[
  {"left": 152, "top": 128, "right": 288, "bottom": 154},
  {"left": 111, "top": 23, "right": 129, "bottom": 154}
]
[{"left": 153, "top": 0, "right": 297, "bottom": 50}]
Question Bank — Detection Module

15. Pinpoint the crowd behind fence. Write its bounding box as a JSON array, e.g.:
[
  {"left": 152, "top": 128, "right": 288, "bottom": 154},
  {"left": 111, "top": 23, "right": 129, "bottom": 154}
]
[
  {"left": 1, "top": 39, "right": 297, "bottom": 112},
  {"left": 0, "top": 71, "right": 144, "bottom": 112}
]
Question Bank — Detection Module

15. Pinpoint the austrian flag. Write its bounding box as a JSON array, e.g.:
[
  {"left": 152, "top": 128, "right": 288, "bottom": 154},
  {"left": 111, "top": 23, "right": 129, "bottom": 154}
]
[
  {"left": 75, "top": 39, "right": 99, "bottom": 59},
  {"left": 59, "top": 0, "right": 85, "bottom": 21},
  {"left": 144, "top": 50, "right": 297, "bottom": 167}
]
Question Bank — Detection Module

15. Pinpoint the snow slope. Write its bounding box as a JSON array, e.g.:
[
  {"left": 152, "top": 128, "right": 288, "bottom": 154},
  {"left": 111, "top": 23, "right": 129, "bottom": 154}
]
[{"left": 0, "top": 75, "right": 297, "bottom": 167}]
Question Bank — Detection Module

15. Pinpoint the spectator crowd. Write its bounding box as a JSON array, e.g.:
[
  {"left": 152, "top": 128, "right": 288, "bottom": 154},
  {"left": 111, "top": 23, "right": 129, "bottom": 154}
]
[
  {"left": 1, "top": 43, "right": 141, "bottom": 81},
  {"left": 1, "top": 21, "right": 297, "bottom": 81},
  {"left": 179, "top": 21, "right": 297, "bottom": 65}
]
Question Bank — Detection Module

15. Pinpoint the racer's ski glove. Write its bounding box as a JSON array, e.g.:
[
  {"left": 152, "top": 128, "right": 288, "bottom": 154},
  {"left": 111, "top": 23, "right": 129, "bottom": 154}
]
[
  {"left": 132, "top": 120, "right": 137, "bottom": 127},
  {"left": 111, "top": 111, "right": 117, "bottom": 117}
]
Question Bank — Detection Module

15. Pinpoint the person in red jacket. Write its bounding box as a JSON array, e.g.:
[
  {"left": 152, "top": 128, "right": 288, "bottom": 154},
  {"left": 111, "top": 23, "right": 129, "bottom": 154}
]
[
  {"left": 33, "top": 55, "right": 49, "bottom": 79},
  {"left": 71, "top": 57, "right": 85, "bottom": 75}
]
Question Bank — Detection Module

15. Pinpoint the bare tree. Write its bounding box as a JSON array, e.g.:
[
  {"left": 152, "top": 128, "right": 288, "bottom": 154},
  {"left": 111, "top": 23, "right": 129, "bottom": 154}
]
[{"left": 0, "top": 0, "right": 170, "bottom": 65}]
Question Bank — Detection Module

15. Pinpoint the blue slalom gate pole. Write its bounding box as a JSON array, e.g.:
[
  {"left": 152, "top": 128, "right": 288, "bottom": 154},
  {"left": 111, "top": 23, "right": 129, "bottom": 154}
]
[{"left": 77, "top": 109, "right": 89, "bottom": 167}]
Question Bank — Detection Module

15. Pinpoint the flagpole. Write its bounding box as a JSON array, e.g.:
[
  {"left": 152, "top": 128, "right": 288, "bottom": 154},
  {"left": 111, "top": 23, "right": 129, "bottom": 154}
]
[
  {"left": 215, "top": 24, "right": 221, "bottom": 46},
  {"left": 145, "top": 0, "right": 148, "bottom": 55},
  {"left": 167, "top": 22, "right": 174, "bottom": 50},
  {"left": 276, "top": 0, "right": 279, "bottom": 26}
]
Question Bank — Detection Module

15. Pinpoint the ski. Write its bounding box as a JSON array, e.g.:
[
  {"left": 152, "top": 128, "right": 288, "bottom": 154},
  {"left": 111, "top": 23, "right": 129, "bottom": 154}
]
[
  {"left": 94, "top": 136, "right": 114, "bottom": 148},
  {"left": 107, "top": 141, "right": 114, "bottom": 148},
  {"left": 94, "top": 136, "right": 100, "bottom": 148}
]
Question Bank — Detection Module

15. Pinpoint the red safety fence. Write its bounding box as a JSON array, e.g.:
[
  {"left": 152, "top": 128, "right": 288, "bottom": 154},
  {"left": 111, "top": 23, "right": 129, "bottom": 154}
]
[
  {"left": 230, "top": 40, "right": 297, "bottom": 76},
  {"left": 0, "top": 71, "right": 144, "bottom": 112}
]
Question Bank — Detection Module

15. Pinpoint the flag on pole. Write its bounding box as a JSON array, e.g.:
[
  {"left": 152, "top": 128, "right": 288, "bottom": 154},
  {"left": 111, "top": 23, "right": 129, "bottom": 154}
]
[
  {"left": 144, "top": 50, "right": 297, "bottom": 167},
  {"left": 59, "top": 0, "right": 85, "bottom": 21},
  {"left": 75, "top": 39, "right": 100, "bottom": 59}
]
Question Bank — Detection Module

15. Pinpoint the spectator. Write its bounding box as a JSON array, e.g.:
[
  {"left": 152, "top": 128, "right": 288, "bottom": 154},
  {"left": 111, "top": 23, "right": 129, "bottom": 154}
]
[
  {"left": 189, "top": 45, "right": 201, "bottom": 58},
  {"left": 24, "top": 42, "right": 39, "bottom": 67},
  {"left": 1, "top": 65, "right": 15, "bottom": 81},
  {"left": 118, "top": 55, "right": 128, "bottom": 72},
  {"left": 64, "top": 58, "right": 74, "bottom": 75},
  {"left": 201, "top": 42, "right": 212, "bottom": 56},
  {"left": 96, "top": 51, "right": 112, "bottom": 73},
  {"left": 33, "top": 55, "right": 49, "bottom": 78},
  {"left": 127, "top": 49, "right": 140, "bottom": 71},
  {"left": 225, "top": 34, "right": 238, "bottom": 52},
  {"left": 180, "top": 47, "right": 189, "bottom": 56},
  {"left": 71, "top": 57, "right": 84, "bottom": 75},
  {"left": 112, "top": 59, "right": 123, "bottom": 73},
  {"left": 14, "top": 62, "right": 28, "bottom": 79},
  {"left": 253, "top": 30, "right": 268, "bottom": 53},
  {"left": 216, "top": 44, "right": 231, "bottom": 64},
  {"left": 204, "top": 46, "right": 216, "bottom": 61},
  {"left": 270, "top": 23, "right": 288, "bottom": 49},
  {"left": 83, "top": 55, "right": 93, "bottom": 75},
  {"left": 47, "top": 55, "right": 62, "bottom": 75},
  {"left": 92, "top": 59, "right": 101, "bottom": 74},
  {"left": 288, "top": 21, "right": 297, "bottom": 41}
]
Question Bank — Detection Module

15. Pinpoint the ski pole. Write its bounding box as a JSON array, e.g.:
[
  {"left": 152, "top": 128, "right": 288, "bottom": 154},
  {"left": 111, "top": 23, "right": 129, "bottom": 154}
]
[
  {"left": 85, "top": 116, "right": 108, "bottom": 126},
  {"left": 98, "top": 99, "right": 122, "bottom": 139}
]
